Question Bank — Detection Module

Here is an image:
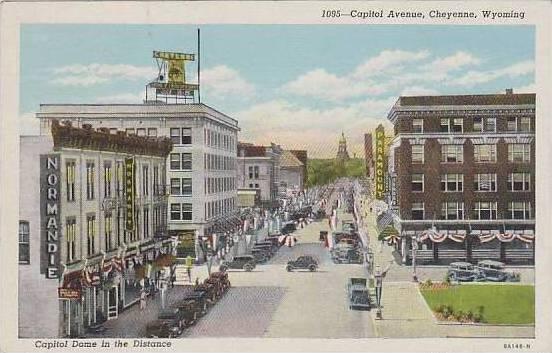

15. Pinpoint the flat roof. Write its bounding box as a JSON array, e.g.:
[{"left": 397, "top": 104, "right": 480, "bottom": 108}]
[{"left": 395, "top": 93, "right": 535, "bottom": 107}]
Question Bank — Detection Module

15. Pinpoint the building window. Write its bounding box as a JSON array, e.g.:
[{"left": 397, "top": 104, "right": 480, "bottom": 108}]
[
  {"left": 474, "top": 173, "right": 497, "bottom": 192},
  {"left": 248, "top": 166, "right": 254, "bottom": 179},
  {"left": 441, "top": 202, "right": 464, "bottom": 220},
  {"left": 507, "top": 117, "right": 517, "bottom": 132},
  {"left": 153, "top": 166, "right": 159, "bottom": 196},
  {"left": 411, "top": 145, "right": 424, "bottom": 164},
  {"left": 136, "top": 128, "right": 146, "bottom": 136},
  {"left": 473, "top": 117, "right": 496, "bottom": 132},
  {"left": 19, "top": 221, "right": 30, "bottom": 264},
  {"left": 441, "top": 145, "right": 463, "bottom": 163},
  {"left": 142, "top": 165, "right": 149, "bottom": 196},
  {"left": 170, "top": 203, "right": 192, "bottom": 221},
  {"left": 452, "top": 118, "right": 463, "bottom": 133},
  {"left": 66, "top": 161, "right": 76, "bottom": 202},
  {"left": 249, "top": 183, "right": 254, "bottom": 188},
  {"left": 441, "top": 174, "right": 463, "bottom": 192},
  {"left": 104, "top": 162, "right": 112, "bottom": 198},
  {"left": 182, "top": 128, "right": 192, "bottom": 144},
  {"left": 411, "top": 174, "right": 424, "bottom": 192},
  {"left": 104, "top": 213, "right": 112, "bottom": 251},
  {"left": 170, "top": 178, "right": 181, "bottom": 195},
  {"left": 148, "top": 128, "right": 157, "bottom": 137},
  {"left": 440, "top": 118, "right": 450, "bottom": 133},
  {"left": 87, "top": 215, "right": 96, "bottom": 256},
  {"left": 474, "top": 144, "right": 497, "bottom": 163},
  {"left": 171, "top": 204, "right": 180, "bottom": 220},
  {"left": 125, "top": 128, "right": 135, "bottom": 135},
  {"left": 508, "top": 202, "right": 532, "bottom": 220},
  {"left": 143, "top": 207, "right": 149, "bottom": 238},
  {"left": 508, "top": 144, "right": 531, "bottom": 162},
  {"left": 182, "top": 178, "right": 192, "bottom": 196},
  {"left": 520, "top": 117, "right": 531, "bottom": 132},
  {"left": 254, "top": 166, "right": 260, "bottom": 179},
  {"left": 412, "top": 119, "right": 423, "bottom": 133},
  {"left": 254, "top": 183, "right": 259, "bottom": 188},
  {"left": 508, "top": 173, "right": 531, "bottom": 191},
  {"left": 66, "top": 218, "right": 76, "bottom": 263},
  {"left": 182, "top": 203, "right": 192, "bottom": 221},
  {"left": 170, "top": 128, "right": 181, "bottom": 144},
  {"left": 86, "top": 162, "right": 95, "bottom": 200},
  {"left": 170, "top": 153, "right": 180, "bottom": 170},
  {"left": 473, "top": 202, "right": 497, "bottom": 220},
  {"left": 411, "top": 202, "right": 424, "bottom": 220},
  {"left": 181, "top": 153, "right": 192, "bottom": 170}
]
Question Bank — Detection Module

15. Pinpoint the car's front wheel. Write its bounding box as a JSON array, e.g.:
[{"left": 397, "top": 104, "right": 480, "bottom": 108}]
[
  {"left": 308, "top": 264, "right": 317, "bottom": 272},
  {"left": 244, "top": 264, "right": 253, "bottom": 272}
]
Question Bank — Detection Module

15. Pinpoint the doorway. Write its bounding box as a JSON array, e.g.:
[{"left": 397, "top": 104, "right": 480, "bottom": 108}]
[{"left": 107, "top": 286, "right": 118, "bottom": 320}]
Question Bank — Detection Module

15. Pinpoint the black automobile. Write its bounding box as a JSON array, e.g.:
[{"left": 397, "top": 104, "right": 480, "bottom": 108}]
[
  {"left": 251, "top": 248, "right": 270, "bottom": 263},
  {"left": 146, "top": 308, "right": 184, "bottom": 338},
  {"left": 281, "top": 222, "right": 297, "bottom": 235},
  {"left": 219, "top": 255, "right": 256, "bottom": 272},
  {"left": 286, "top": 255, "right": 318, "bottom": 272},
  {"left": 180, "top": 292, "right": 208, "bottom": 317}
]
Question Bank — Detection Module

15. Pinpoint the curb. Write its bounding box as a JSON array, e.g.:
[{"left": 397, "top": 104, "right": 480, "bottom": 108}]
[{"left": 437, "top": 321, "right": 535, "bottom": 327}]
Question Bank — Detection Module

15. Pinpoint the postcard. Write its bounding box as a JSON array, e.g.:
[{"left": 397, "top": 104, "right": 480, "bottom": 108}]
[{"left": 1, "top": 1, "right": 551, "bottom": 352}]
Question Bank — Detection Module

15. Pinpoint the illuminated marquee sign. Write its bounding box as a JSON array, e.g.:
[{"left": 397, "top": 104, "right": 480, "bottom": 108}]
[
  {"left": 375, "top": 125, "right": 386, "bottom": 200},
  {"left": 40, "top": 155, "right": 61, "bottom": 279},
  {"left": 125, "top": 158, "right": 135, "bottom": 231}
]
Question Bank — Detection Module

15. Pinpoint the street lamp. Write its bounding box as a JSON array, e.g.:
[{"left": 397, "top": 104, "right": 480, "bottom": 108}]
[
  {"left": 411, "top": 235, "right": 418, "bottom": 282},
  {"left": 374, "top": 266, "right": 383, "bottom": 320}
]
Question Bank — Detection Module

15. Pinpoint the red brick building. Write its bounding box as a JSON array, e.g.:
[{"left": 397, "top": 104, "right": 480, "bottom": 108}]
[{"left": 386, "top": 90, "right": 535, "bottom": 264}]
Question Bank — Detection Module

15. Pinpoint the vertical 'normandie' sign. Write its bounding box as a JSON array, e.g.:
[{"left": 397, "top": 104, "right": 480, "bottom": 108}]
[
  {"left": 375, "top": 125, "right": 385, "bottom": 200},
  {"left": 125, "top": 157, "right": 135, "bottom": 231},
  {"left": 40, "top": 154, "right": 61, "bottom": 279}
]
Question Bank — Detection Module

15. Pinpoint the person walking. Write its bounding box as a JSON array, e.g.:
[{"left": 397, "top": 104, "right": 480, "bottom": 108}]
[{"left": 140, "top": 289, "right": 147, "bottom": 310}]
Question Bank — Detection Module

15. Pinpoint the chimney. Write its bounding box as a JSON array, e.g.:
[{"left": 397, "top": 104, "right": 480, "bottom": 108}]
[{"left": 505, "top": 88, "right": 513, "bottom": 95}]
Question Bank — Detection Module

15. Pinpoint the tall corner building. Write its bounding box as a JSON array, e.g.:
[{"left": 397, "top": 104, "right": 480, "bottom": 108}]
[
  {"left": 37, "top": 103, "right": 240, "bottom": 262},
  {"left": 386, "top": 90, "right": 535, "bottom": 264}
]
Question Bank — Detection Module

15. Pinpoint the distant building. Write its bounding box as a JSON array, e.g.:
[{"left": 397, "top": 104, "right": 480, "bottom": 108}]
[
  {"left": 19, "top": 121, "right": 172, "bottom": 338},
  {"left": 289, "top": 149, "right": 308, "bottom": 188},
  {"left": 336, "top": 132, "right": 350, "bottom": 161},
  {"left": 237, "top": 142, "right": 282, "bottom": 207},
  {"left": 279, "top": 150, "right": 305, "bottom": 192},
  {"left": 386, "top": 90, "right": 535, "bottom": 265},
  {"left": 237, "top": 189, "right": 261, "bottom": 208},
  {"left": 364, "top": 133, "right": 373, "bottom": 177}
]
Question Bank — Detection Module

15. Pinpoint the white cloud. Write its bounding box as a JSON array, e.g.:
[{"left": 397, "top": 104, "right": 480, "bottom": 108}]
[
  {"left": 353, "top": 50, "right": 430, "bottom": 78},
  {"left": 19, "top": 112, "right": 40, "bottom": 136},
  {"left": 451, "top": 60, "right": 534, "bottom": 86},
  {"left": 425, "top": 51, "right": 480, "bottom": 74},
  {"left": 201, "top": 65, "right": 255, "bottom": 99},
  {"left": 51, "top": 63, "right": 156, "bottom": 86},
  {"left": 514, "top": 82, "right": 536, "bottom": 93},
  {"left": 233, "top": 98, "right": 395, "bottom": 158}
]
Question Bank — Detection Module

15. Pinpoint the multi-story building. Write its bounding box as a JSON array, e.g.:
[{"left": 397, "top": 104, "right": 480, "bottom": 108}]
[
  {"left": 279, "top": 150, "right": 305, "bottom": 192},
  {"left": 289, "top": 149, "right": 308, "bottom": 189},
  {"left": 237, "top": 142, "right": 282, "bottom": 207},
  {"left": 19, "top": 120, "right": 172, "bottom": 338},
  {"left": 386, "top": 90, "right": 535, "bottom": 264},
  {"left": 364, "top": 133, "right": 373, "bottom": 177},
  {"left": 37, "top": 103, "right": 240, "bottom": 262}
]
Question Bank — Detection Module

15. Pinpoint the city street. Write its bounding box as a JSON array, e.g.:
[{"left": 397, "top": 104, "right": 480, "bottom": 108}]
[{"left": 185, "top": 217, "right": 376, "bottom": 338}]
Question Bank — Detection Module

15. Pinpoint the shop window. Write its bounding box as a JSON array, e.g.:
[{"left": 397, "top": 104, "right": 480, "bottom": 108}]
[
  {"left": 508, "top": 173, "right": 531, "bottom": 191},
  {"left": 136, "top": 128, "right": 146, "bottom": 137},
  {"left": 125, "top": 128, "right": 135, "bottom": 135},
  {"left": 19, "top": 221, "right": 30, "bottom": 264},
  {"left": 147, "top": 128, "right": 157, "bottom": 137},
  {"left": 474, "top": 173, "right": 497, "bottom": 192}
]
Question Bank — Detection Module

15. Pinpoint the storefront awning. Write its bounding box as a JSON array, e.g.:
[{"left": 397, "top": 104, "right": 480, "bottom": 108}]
[{"left": 472, "top": 229, "right": 534, "bottom": 243}]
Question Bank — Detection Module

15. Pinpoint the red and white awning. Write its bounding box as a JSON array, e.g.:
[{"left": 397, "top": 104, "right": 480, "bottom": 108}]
[
  {"left": 418, "top": 229, "right": 466, "bottom": 243},
  {"left": 472, "top": 229, "right": 534, "bottom": 243}
]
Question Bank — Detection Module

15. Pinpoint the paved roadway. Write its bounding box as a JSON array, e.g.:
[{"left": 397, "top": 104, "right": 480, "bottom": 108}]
[{"left": 184, "top": 217, "right": 376, "bottom": 338}]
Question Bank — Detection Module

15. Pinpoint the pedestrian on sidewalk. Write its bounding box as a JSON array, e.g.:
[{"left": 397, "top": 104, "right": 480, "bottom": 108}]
[{"left": 140, "top": 289, "right": 147, "bottom": 310}]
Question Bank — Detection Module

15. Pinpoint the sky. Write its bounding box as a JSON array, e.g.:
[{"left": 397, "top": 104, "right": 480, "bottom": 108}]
[{"left": 20, "top": 24, "right": 535, "bottom": 158}]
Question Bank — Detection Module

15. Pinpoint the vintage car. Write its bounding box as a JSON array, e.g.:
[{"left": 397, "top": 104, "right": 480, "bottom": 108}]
[
  {"left": 251, "top": 248, "right": 270, "bottom": 263},
  {"left": 180, "top": 291, "right": 209, "bottom": 317},
  {"left": 476, "top": 260, "right": 521, "bottom": 282},
  {"left": 331, "top": 243, "right": 363, "bottom": 264},
  {"left": 204, "top": 272, "right": 231, "bottom": 297},
  {"left": 173, "top": 299, "right": 202, "bottom": 327},
  {"left": 347, "top": 278, "right": 371, "bottom": 310},
  {"left": 209, "top": 271, "right": 231, "bottom": 291},
  {"left": 286, "top": 255, "right": 318, "bottom": 272},
  {"left": 219, "top": 255, "right": 256, "bottom": 272},
  {"left": 281, "top": 222, "right": 297, "bottom": 235},
  {"left": 446, "top": 262, "right": 481, "bottom": 282},
  {"left": 146, "top": 308, "right": 184, "bottom": 338},
  {"left": 193, "top": 281, "right": 218, "bottom": 303}
]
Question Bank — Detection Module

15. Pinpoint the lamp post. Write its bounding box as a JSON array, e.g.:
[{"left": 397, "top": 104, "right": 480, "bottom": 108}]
[
  {"left": 411, "top": 235, "right": 418, "bottom": 282},
  {"left": 374, "top": 266, "right": 383, "bottom": 320}
]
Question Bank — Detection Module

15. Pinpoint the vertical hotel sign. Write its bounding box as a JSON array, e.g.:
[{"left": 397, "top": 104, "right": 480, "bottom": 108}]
[
  {"left": 40, "top": 154, "right": 61, "bottom": 279},
  {"left": 375, "top": 125, "right": 386, "bottom": 200},
  {"left": 125, "top": 158, "right": 135, "bottom": 231}
]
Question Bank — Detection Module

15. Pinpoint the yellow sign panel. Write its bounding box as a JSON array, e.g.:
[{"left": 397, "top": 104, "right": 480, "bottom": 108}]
[
  {"left": 153, "top": 51, "right": 195, "bottom": 61},
  {"left": 375, "top": 125, "right": 386, "bottom": 200}
]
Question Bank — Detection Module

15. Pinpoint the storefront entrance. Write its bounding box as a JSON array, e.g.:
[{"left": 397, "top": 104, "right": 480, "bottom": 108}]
[{"left": 107, "top": 286, "right": 118, "bottom": 320}]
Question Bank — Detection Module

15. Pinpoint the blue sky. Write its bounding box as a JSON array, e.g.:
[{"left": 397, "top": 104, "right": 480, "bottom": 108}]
[{"left": 20, "top": 24, "right": 535, "bottom": 157}]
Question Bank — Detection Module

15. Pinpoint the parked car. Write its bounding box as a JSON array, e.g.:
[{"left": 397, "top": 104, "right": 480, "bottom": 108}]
[
  {"left": 251, "top": 248, "right": 270, "bottom": 263},
  {"left": 281, "top": 222, "right": 297, "bottom": 234},
  {"left": 193, "top": 281, "right": 218, "bottom": 303},
  {"left": 331, "top": 243, "right": 363, "bottom": 264},
  {"left": 146, "top": 308, "right": 185, "bottom": 337},
  {"left": 219, "top": 255, "right": 256, "bottom": 272},
  {"left": 347, "top": 278, "right": 371, "bottom": 310},
  {"left": 446, "top": 262, "right": 481, "bottom": 282},
  {"left": 476, "top": 260, "right": 520, "bottom": 282},
  {"left": 180, "top": 291, "right": 208, "bottom": 317},
  {"left": 204, "top": 272, "right": 231, "bottom": 297},
  {"left": 173, "top": 299, "right": 202, "bottom": 327},
  {"left": 286, "top": 255, "right": 318, "bottom": 272}
]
